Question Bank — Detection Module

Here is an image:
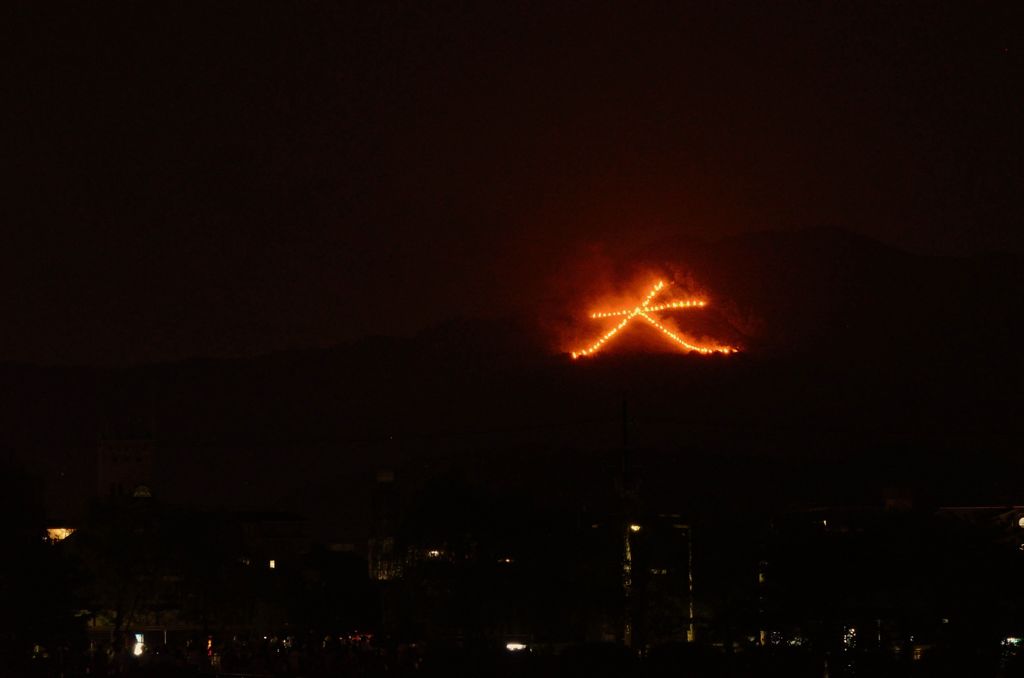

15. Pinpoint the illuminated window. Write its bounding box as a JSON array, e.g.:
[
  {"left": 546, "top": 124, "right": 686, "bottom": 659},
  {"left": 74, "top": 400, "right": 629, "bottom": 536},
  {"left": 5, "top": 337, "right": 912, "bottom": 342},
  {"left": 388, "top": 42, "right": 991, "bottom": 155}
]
[
  {"left": 629, "top": 524, "right": 642, "bottom": 533},
  {"left": 268, "top": 559, "right": 276, "bottom": 569},
  {"left": 133, "top": 634, "right": 144, "bottom": 656},
  {"left": 506, "top": 642, "right": 527, "bottom": 652},
  {"left": 46, "top": 527, "right": 75, "bottom": 543}
]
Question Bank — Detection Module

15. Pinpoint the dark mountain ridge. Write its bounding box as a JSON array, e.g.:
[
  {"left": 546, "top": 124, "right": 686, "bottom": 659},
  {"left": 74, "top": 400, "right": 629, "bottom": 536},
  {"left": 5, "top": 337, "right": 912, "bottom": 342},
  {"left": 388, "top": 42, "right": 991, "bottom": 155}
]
[
  {"left": 3, "top": 228, "right": 1019, "bottom": 445},
  {"left": 2, "top": 229, "right": 1020, "bottom": 525}
]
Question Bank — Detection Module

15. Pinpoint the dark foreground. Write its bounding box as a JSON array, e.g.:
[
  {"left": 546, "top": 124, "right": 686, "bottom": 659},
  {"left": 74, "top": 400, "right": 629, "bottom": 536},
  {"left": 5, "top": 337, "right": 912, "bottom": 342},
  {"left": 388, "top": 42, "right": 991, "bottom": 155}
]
[{"left": 22, "top": 637, "right": 1024, "bottom": 678}]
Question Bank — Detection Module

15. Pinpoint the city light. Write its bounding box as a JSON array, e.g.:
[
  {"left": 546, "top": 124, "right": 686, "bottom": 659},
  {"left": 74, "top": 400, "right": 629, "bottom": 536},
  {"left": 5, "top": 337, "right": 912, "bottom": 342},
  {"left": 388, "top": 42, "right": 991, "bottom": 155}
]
[
  {"left": 45, "top": 527, "right": 75, "bottom": 543},
  {"left": 629, "top": 524, "right": 642, "bottom": 533},
  {"left": 571, "top": 280, "right": 736, "bottom": 358},
  {"left": 133, "top": 634, "right": 144, "bottom": 656},
  {"left": 505, "top": 642, "right": 528, "bottom": 652}
]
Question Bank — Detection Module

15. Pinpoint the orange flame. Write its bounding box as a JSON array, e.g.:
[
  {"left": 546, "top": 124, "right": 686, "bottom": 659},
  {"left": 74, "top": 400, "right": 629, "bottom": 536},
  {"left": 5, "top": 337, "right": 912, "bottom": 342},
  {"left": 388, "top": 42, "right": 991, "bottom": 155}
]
[{"left": 571, "top": 280, "right": 736, "bottom": 359}]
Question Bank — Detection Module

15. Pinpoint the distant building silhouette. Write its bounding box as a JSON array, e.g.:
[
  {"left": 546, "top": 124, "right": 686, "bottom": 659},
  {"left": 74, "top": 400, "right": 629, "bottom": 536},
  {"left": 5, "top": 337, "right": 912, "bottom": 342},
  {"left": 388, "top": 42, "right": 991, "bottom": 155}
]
[
  {"left": 368, "top": 468, "right": 402, "bottom": 580},
  {"left": 97, "top": 410, "right": 156, "bottom": 499},
  {"left": 587, "top": 513, "right": 695, "bottom": 647},
  {"left": 97, "top": 438, "right": 154, "bottom": 499}
]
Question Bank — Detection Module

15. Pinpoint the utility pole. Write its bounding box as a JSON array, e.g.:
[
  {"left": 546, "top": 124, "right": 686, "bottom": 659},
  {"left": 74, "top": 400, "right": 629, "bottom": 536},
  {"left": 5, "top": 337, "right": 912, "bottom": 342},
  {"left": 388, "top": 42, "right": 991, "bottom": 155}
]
[
  {"left": 618, "top": 395, "right": 638, "bottom": 648},
  {"left": 688, "top": 526, "right": 695, "bottom": 642}
]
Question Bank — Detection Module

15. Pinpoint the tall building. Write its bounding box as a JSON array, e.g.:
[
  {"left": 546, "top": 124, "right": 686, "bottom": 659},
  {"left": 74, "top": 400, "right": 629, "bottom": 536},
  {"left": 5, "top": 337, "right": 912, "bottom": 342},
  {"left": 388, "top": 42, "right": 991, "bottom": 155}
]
[
  {"left": 97, "top": 438, "right": 154, "bottom": 498},
  {"left": 592, "top": 513, "right": 695, "bottom": 648},
  {"left": 368, "top": 469, "right": 402, "bottom": 580}
]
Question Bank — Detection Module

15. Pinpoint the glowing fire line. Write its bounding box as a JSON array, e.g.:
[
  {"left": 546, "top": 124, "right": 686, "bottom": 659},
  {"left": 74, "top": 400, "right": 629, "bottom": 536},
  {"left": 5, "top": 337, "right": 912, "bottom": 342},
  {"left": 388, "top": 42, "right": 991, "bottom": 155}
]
[
  {"left": 571, "top": 280, "right": 734, "bottom": 359},
  {"left": 591, "top": 300, "right": 706, "bottom": 318}
]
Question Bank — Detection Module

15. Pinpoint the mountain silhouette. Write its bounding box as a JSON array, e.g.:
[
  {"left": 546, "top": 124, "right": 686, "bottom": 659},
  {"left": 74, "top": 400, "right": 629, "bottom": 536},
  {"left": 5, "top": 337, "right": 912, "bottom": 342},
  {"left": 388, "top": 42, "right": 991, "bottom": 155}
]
[{"left": 2, "top": 229, "right": 1021, "bottom": 524}]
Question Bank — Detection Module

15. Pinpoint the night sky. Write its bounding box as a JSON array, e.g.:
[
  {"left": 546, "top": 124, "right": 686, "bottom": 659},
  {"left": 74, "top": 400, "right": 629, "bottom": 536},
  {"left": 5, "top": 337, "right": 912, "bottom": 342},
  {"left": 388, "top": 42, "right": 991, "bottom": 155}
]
[{"left": 8, "top": 2, "right": 1023, "bottom": 365}]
